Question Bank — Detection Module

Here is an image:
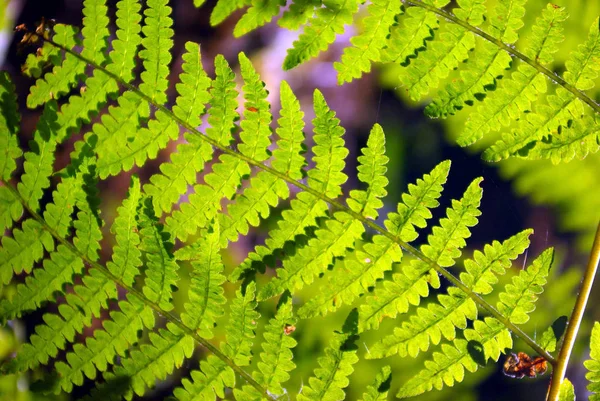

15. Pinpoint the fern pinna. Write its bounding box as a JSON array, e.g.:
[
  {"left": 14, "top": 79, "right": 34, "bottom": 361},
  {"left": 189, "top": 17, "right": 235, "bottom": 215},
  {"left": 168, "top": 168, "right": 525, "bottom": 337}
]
[
  {"left": 0, "top": 0, "right": 584, "bottom": 400},
  {"left": 194, "top": 0, "right": 600, "bottom": 166}
]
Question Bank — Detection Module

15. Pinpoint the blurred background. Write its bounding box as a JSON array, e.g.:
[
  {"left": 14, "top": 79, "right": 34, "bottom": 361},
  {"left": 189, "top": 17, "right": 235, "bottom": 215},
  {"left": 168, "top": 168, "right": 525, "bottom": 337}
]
[{"left": 1, "top": 0, "right": 599, "bottom": 400}]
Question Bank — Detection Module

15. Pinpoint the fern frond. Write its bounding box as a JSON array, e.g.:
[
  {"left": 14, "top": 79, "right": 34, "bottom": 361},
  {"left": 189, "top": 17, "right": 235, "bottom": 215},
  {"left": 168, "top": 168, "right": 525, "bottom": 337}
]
[
  {"left": 106, "top": 176, "right": 142, "bottom": 286},
  {"left": 139, "top": 0, "right": 173, "bottom": 104},
  {"left": 0, "top": 187, "right": 22, "bottom": 232},
  {"left": 367, "top": 229, "right": 531, "bottom": 359},
  {"left": 359, "top": 366, "right": 392, "bottom": 401},
  {"left": 253, "top": 294, "right": 297, "bottom": 395},
  {"left": 53, "top": 0, "right": 141, "bottom": 143},
  {"left": 166, "top": 55, "right": 241, "bottom": 241},
  {"left": 0, "top": 72, "right": 22, "bottom": 181},
  {"left": 335, "top": 0, "right": 402, "bottom": 83},
  {"left": 559, "top": 379, "right": 576, "bottom": 401},
  {"left": 0, "top": 245, "right": 83, "bottom": 321},
  {"left": 484, "top": 16, "right": 600, "bottom": 162},
  {"left": 458, "top": 4, "right": 566, "bottom": 146},
  {"left": 210, "top": 0, "right": 253, "bottom": 26},
  {"left": 283, "top": 0, "right": 359, "bottom": 71},
  {"left": 359, "top": 177, "right": 482, "bottom": 331},
  {"left": 144, "top": 42, "right": 213, "bottom": 215},
  {"left": 278, "top": 0, "right": 320, "bottom": 30},
  {"left": 92, "top": 326, "right": 193, "bottom": 400},
  {"left": 220, "top": 80, "right": 304, "bottom": 243},
  {"left": 299, "top": 160, "right": 449, "bottom": 318},
  {"left": 27, "top": 24, "right": 82, "bottom": 108},
  {"left": 232, "top": 89, "right": 345, "bottom": 281},
  {"left": 138, "top": 197, "right": 179, "bottom": 312},
  {"left": 174, "top": 283, "right": 259, "bottom": 401},
  {"left": 4, "top": 268, "right": 116, "bottom": 373},
  {"left": 17, "top": 101, "right": 59, "bottom": 211},
  {"left": 176, "top": 222, "right": 226, "bottom": 339},
  {"left": 525, "top": 115, "right": 600, "bottom": 163},
  {"left": 54, "top": 296, "right": 154, "bottom": 393},
  {"left": 297, "top": 309, "right": 360, "bottom": 401},
  {"left": 0, "top": 219, "right": 53, "bottom": 284},
  {"left": 81, "top": 0, "right": 110, "bottom": 65},
  {"left": 234, "top": 0, "right": 285, "bottom": 38},
  {"left": 585, "top": 321, "right": 600, "bottom": 400},
  {"left": 380, "top": 6, "right": 438, "bottom": 66},
  {"left": 257, "top": 90, "right": 355, "bottom": 299},
  {"left": 397, "top": 248, "right": 553, "bottom": 398},
  {"left": 347, "top": 123, "right": 389, "bottom": 220}
]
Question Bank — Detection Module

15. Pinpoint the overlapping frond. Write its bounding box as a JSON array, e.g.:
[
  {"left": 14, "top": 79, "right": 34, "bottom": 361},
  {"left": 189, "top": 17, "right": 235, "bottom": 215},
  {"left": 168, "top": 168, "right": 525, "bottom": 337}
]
[
  {"left": 397, "top": 248, "right": 553, "bottom": 398},
  {"left": 367, "top": 229, "right": 531, "bottom": 359},
  {"left": 0, "top": 2, "right": 581, "bottom": 400},
  {"left": 297, "top": 310, "right": 360, "bottom": 401},
  {"left": 359, "top": 176, "right": 483, "bottom": 331},
  {"left": 299, "top": 160, "right": 450, "bottom": 318}
]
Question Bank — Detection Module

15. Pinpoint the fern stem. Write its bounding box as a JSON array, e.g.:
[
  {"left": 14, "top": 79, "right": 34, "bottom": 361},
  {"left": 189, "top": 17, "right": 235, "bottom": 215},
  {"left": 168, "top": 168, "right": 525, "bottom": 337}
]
[
  {"left": 404, "top": 0, "right": 600, "bottom": 117},
  {"left": 546, "top": 221, "right": 600, "bottom": 401},
  {"left": 0, "top": 181, "right": 273, "bottom": 399},
  {"left": 34, "top": 31, "right": 553, "bottom": 364}
]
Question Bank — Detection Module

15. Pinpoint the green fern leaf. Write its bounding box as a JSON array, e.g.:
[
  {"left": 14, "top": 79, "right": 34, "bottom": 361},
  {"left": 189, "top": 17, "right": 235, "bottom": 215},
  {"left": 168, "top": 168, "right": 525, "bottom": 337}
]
[
  {"left": 278, "top": 0, "right": 320, "bottom": 30},
  {"left": 359, "top": 177, "right": 482, "bottom": 331},
  {"left": 220, "top": 80, "right": 305, "bottom": 243},
  {"left": 0, "top": 72, "right": 22, "bottom": 181},
  {"left": 283, "top": 0, "right": 359, "bottom": 71},
  {"left": 17, "top": 101, "right": 59, "bottom": 211},
  {"left": 232, "top": 89, "right": 344, "bottom": 281},
  {"left": 144, "top": 42, "right": 213, "bottom": 215},
  {"left": 335, "top": 0, "right": 402, "bottom": 83},
  {"left": 380, "top": 6, "right": 438, "bottom": 66},
  {"left": 0, "top": 219, "right": 53, "bottom": 284},
  {"left": 299, "top": 160, "right": 450, "bottom": 318},
  {"left": 484, "top": 16, "right": 600, "bottom": 162},
  {"left": 253, "top": 294, "right": 297, "bottom": 395},
  {"left": 72, "top": 165, "right": 103, "bottom": 261},
  {"left": 81, "top": 0, "right": 110, "bottom": 65},
  {"left": 0, "top": 187, "right": 22, "bottom": 232},
  {"left": 211, "top": 0, "right": 253, "bottom": 26},
  {"left": 4, "top": 268, "right": 116, "bottom": 373},
  {"left": 166, "top": 56, "right": 242, "bottom": 241},
  {"left": 138, "top": 197, "right": 179, "bottom": 312},
  {"left": 425, "top": 0, "right": 526, "bottom": 118},
  {"left": 559, "top": 379, "right": 576, "bottom": 401},
  {"left": 222, "top": 282, "right": 260, "bottom": 366},
  {"left": 367, "top": 230, "right": 531, "bottom": 359},
  {"left": 106, "top": 176, "right": 143, "bottom": 286},
  {"left": 458, "top": 4, "right": 566, "bottom": 146},
  {"left": 174, "top": 355, "right": 231, "bottom": 401},
  {"left": 54, "top": 0, "right": 142, "bottom": 143},
  {"left": 257, "top": 90, "right": 354, "bottom": 299},
  {"left": 139, "top": 0, "right": 173, "bottom": 104},
  {"left": 92, "top": 326, "right": 194, "bottom": 400},
  {"left": 585, "top": 321, "right": 600, "bottom": 400},
  {"left": 55, "top": 296, "right": 154, "bottom": 393},
  {"left": 525, "top": 115, "right": 600, "bottom": 163},
  {"left": 234, "top": 0, "right": 285, "bottom": 37},
  {"left": 359, "top": 366, "right": 392, "bottom": 401},
  {"left": 392, "top": 0, "right": 483, "bottom": 101},
  {"left": 0, "top": 245, "right": 83, "bottom": 321},
  {"left": 347, "top": 123, "right": 389, "bottom": 219},
  {"left": 270, "top": 80, "right": 307, "bottom": 180},
  {"left": 176, "top": 222, "right": 227, "bottom": 339},
  {"left": 43, "top": 175, "right": 81, "bottom": 239},
  {"left": 26, "top": 24, "right": 82, "bottom": 108},
  {"left": 174, "top": 283, "right": 259, "bottom": 401},
  {"left": 397, "top": 248, "right": 553, "bottom": 398},
  {"left": 298, "top": 309, "right": 360, "bottom": 401}
]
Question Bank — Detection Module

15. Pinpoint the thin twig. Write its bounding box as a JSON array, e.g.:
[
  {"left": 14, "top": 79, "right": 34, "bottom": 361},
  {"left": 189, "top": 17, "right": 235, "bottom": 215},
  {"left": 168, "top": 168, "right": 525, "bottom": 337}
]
[{"left": 547, "top": 221, "right": 600, "bottom": 401}]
